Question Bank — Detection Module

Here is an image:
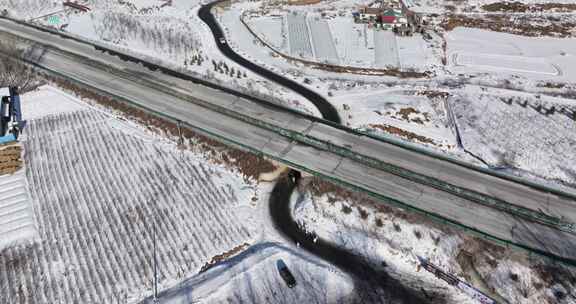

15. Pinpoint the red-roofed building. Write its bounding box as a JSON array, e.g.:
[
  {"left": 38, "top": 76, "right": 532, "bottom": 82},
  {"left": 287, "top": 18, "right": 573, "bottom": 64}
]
[
  {"left": 354, "top": 0, "right": 415, "bottom": 35},
  {"left": 381, "top": 15, "right": 396, "bottom": 24}
]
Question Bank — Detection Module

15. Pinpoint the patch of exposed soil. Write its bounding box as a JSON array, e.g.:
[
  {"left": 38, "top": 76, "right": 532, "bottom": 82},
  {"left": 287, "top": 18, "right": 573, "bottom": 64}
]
[
  {"left": 536, "top": 81, "right": 567, "bottom": 89},
  {"left": 369, "top": 124, "right": 435, "bottom": 145},
  {"left": 199, "top": 242, "right": 250, "bottom": 273},
  {"left": 442, "top": 14, "right": 576, "bottom": 38},
  {"left": 286, "top": 0, "right": 323, "bottom": 5},
  {"left": 418, "top": 90, "right": 450, "bottom": 100},
  {"left": 482, "top": 2, "right": 576, "bottom": 13},
  {"left": 0, "top": 143, "right": 22, "bottom": 175},
  {"left": 395, "top": 107, "right": 431, "bottom": 124}
]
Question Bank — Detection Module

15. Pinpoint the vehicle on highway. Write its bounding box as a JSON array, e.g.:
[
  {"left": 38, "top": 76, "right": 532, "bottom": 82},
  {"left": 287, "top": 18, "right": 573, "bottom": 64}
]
[
  {"left": 276, "top": 259, "right": 296, "bottom": 288},
  {"left": 219, "top": 37, "right": 226, "bottom": 44}
]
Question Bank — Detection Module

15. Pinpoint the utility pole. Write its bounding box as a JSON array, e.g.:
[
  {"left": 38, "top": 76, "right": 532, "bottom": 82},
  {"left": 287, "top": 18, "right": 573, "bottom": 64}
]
[
  {"left": 153, "top": 211, "right": 159, "bottom": 303},
  {"left": 177, "top": 120, "right": 183, "bottom": 146}
]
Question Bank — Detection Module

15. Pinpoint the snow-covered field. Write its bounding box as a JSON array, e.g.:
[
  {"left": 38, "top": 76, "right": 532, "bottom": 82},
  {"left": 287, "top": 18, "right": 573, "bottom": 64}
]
[
  {"left": 308, "top": 15, "right": 339, "bottom": 64},
  {"left": 0, "top": 0, "right": 60, "bottom": 20},
  {"left": 0, "top": 85, "right": 260, "bottom": 303},
  {"left": 328, "top": 16, "right": 375, "bottom": 67},
  {"left": 242, "top": 5, "right": 435, "bottom": 70},
  {"left": 396, "top": 34, "right": 443, "bottom": 70},
  {"left": 451, "top": 86, "right": 576, "bottom": 186},
  {"left": 0, "top": 169, "right": 35, "bottom": 251},
  {"left": 374, "top": 30, "right": 400, "bottom": 69},
  {"left": 146, "top": 242, "right": 354, "bottom": 303},
  {"left": 406, "top": 0, "right": 576, "bottom": 13},
  {"left": 1, "top": 0, "right": 316, "bottom": 116},
  {"left": 447, "top": 28, "right": 576, "bottom": 81},
  {"left": 293, "top": 184, "right": 576, "bottom": 304},
  {"left": 287, "top": 11, "right": 313, "bottom": 59},
  {"left": 333, "top": 88, "right": 457, "bottom": 149},
  {"left": 454, "top": 53, "right": 558, "bottom": 76},
  {"left": 2, "top": 0, "right": 576, "bottom": 303},
  {"left": 292, "top": 189, "right": 476, "bottom": 303},
  {"left": 0, "top": 85, "right": 371, "bottom": 304},
  {"left": 21, "top": 85, "right": 87, "bottom": 119},
  {"left": 246, "top": 15, "right": 286, "bottom": 50}
]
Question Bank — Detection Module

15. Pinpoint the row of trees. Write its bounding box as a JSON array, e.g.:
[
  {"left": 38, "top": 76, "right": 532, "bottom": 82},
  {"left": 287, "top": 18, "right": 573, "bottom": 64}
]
[
  {"left": 0, "top": 0, "right": 60, "bottom": 19},
  {"left": 211, "top": 59, "right": 247, "bottom": 78},
  {"left": 0, "top": 41, "right": 40, "bottom": 92},
  {"left": 93, "top": 12, "right": 201, "bottom": 62}
]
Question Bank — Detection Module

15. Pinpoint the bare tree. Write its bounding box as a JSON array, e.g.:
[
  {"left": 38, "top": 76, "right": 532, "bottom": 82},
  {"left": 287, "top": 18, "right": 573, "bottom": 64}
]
[{"left": 0, "top": 40, "right": 41, "bottom": 92}]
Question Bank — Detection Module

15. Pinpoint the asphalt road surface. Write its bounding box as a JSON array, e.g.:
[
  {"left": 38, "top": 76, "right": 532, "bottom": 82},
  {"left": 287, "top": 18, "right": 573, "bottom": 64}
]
[
  {"left": 198, "top": 6, "right": 434, "bottom": 300},
  {"left": 269, "top": 175, "right": 430, "bottom": 303},
  {"left": 1, "top": 17, "right": 576, "bottom": 264},
  {"left": 197, "top": 2, "right": 341, "bottom": 123}
]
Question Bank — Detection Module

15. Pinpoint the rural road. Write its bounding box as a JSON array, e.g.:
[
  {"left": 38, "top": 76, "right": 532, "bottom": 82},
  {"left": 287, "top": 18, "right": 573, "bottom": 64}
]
[
  {"left": 269, "top": 174, "right": 429, "bottom": 303},
  {"left": 199, "top": 0, "right": 397, "bottom": 290},
  {"left": 1, "top": 14, "right": 576, "bottom": 266},
  {"left": 196, "top": 1, "right": 576, "bottom": 265},
  {"left": 197, "top": 1, "right": 341, "bottom": 123}
]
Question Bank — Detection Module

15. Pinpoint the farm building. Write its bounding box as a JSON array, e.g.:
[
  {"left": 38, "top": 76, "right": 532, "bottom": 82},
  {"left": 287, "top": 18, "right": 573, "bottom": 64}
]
[
  {"left": 354, "top": 3, "right": 412, "bottom": 36},
  {"left": 355, "top": 7, "right": 383, "bottom": 23},
  {"left": 379, "top": 9, "right": 408, "bottom": 29}
]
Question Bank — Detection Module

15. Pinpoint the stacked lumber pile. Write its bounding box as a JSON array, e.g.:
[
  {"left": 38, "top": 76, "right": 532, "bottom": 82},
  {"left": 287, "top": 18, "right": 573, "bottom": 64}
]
[{"left": 0, "top": 143, "right": 22, "bottom": 175}]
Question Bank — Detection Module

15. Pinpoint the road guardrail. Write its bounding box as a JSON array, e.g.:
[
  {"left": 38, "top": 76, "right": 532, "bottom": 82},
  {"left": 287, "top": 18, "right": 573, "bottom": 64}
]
[
  {"left": 1, "top": 15, "right": 575, "bottom": 204},
  {"left": 2, "top": 16, "right": 576, "bottom": 266}
]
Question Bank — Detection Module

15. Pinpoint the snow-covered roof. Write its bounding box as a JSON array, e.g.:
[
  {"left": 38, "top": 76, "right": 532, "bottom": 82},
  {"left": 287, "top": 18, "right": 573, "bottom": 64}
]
[{"left": 383, "top": 9, "right": 404, "bottom": 17}]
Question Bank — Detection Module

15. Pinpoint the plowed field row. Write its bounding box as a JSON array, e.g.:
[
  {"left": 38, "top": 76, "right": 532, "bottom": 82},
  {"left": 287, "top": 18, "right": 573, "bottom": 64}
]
[{"left": 0, "top": 109, "right": 255, "bottom": 303}]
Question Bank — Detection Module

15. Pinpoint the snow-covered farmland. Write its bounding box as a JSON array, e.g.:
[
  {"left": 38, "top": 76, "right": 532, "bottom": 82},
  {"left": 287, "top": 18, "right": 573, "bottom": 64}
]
[
  {"left": 0, "top": 0, "right": 60, "bottom": 20},
  {"left": 374, "top": 30, "right": 400, "bottom": 69},
  {"left": 287, "top": 11, "right": 314, "bottom": 59},
  {"left": 396, "top": 34, "right": 443, "bottom": 70},
  {"left": 2, "top": 0, "right": 204, "bottom": 73},
  {"left": 0, "top": 168, "right": 35, "bottom": 251},
  {"left": 455, "top": 53, "right": 558, "bottom": 76},
  {"left": 20, "top": 85, "right": 86, "bottom": 120},
  {"left": 292, "top": 189, "right": 477, "bottom": 303},
  {"left": 329, "top": 17, "right": 375, "bottom": 67},
  {"left": 447, "top": 28, "right": 576, "bottom": 82},
  {"left": 406, "top": 0, "right": 576, "bottom": 14},
  {"left": 245, "top": 15, "right": 286, "bottom": 51},
  {"left": 0, "top": 85, "right": 259, "bottom": 303},
  {"left": 240, "top": 7, "right": 436, "bottom": 71},
  {"left": 333, "top": 88, "right": 457, "bottom": 149},
  {"left": 308, "top": 15, "right": 339, "bottom": 64},
  {"left": 293, "top": 182, "right": 576, "bottom": 304},
  {"left": 452, "top": 86, "right": 576, "bottom": 186}
]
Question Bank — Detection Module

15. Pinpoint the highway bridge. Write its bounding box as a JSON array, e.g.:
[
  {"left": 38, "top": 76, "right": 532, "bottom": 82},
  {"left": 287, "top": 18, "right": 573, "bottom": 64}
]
[{"left": 1, "top": 16, "right": 576, "bottom": 265}]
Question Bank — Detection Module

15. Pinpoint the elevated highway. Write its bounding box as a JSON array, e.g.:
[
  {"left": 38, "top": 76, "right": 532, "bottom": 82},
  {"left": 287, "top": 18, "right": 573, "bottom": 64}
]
[{"left": 1, "top": 17, "right": 576, "bottom": 264}]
